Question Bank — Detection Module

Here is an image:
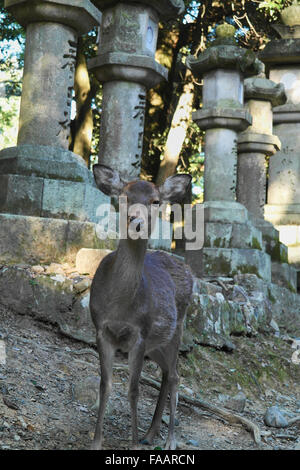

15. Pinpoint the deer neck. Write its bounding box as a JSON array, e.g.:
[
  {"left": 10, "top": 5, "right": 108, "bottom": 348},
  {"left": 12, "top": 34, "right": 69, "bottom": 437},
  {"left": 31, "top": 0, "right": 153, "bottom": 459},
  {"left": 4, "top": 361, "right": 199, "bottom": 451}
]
[{"left": 111, "top": 238, "right": 148, "bottom": 299}]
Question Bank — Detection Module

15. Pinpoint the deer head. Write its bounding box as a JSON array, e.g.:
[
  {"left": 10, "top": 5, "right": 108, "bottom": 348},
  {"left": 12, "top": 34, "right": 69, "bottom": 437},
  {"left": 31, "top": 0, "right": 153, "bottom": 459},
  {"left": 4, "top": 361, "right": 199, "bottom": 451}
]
[{"left": 93, "top": 164, "right": 192, "bottom": 240}]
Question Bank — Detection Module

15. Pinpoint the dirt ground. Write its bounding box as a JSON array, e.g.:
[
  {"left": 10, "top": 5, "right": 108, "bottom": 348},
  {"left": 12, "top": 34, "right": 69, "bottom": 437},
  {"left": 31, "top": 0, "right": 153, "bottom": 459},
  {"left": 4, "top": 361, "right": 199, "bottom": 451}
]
[{"left": 0, "top": 304, "right": 299, "bottom": 451}]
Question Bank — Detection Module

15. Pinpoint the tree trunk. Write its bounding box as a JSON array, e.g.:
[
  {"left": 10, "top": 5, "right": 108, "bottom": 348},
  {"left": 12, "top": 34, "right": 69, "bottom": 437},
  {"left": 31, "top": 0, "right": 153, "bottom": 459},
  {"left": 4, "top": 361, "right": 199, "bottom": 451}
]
[
  {"left": 70, "top": 38, "right": 98, "bottom": 166},
  {"left": 156, "top": 70, "right": 194, "bottom": 185}
]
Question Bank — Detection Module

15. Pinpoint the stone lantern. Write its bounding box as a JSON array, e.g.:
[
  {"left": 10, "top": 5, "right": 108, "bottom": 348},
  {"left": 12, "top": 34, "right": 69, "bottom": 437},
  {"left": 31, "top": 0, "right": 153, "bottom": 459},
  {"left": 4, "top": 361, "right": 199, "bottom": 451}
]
[
  {"left": 237, "top": 66, "right": 297, "bottom": 290},
  {"left": 237, "top": 65, "right": 285, "bottom": 220},
  {"left": 89, "top": 0, "right": 185, "bottom": 180},
  {"left": 5, "top": 0, "right": 101, "bottom": 149},
  {"left": 0, "top": 0, "right": 115, "bottom": 264},
  {"left": 260, "top": 2, "right": 300, "bottom": 277},
  {"left": 187, "top": 24, "right": 272, "bottom": 281}
]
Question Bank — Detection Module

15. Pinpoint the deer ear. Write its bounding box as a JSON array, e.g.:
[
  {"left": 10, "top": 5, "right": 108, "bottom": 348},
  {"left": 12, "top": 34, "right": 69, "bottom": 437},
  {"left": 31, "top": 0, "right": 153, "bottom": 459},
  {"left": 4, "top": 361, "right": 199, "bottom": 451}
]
[
  {"left": 159, "top": 174, "right": 192, "bottom": 203},
  {"left": 93, "top": 164, "right": 125, "bottom": 197}
]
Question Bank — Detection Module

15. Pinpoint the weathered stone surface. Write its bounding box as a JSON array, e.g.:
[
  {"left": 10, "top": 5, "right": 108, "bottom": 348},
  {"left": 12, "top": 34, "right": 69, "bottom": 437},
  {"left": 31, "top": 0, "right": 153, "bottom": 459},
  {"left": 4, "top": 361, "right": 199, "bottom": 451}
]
[
  {"left": 0, "top": 172, "right": 110, "bottom": 222},
  {"left": 89, "top": 53, "right": 167, "bottom": 88},
  {"left": 205, "top": 220, "right": 263, "bottom": 250},
  {"left": 187, "top": 45, "right": 259, "bottom": 78},
  {"left": 203, "top": 247, "right": 272, "bottom": 282},
  {"left": 42, "top": 179, "right": 109, "bottom": 222},
  {"left": 93, "top": 80, "right": 147, "bottom": 181},
  {"left": 0, "top": 145, "right": 93, "bottom": 182},
  {"left": 15, "top": 21, "right": 82, "bottom": 147},
  {"left": 0, "top": 213, "right": 117, "bottom": 265},
  {"left": 244, "top": 76, "right": 286, "bottom": 108},
  {"left": 0, "top": 265, "right": 74, "bottom": 324},
  {"left": 218, "top": 392, "right": 246, "bottom": 413},
  {"left": 234, "top": 273, "right": 300, "bottom": 334},
  {"left": 88, "top": 1, "right": 169, "bottom": 179},
  {"left": 204, "top": 201, "right": 248, "bottom": 224},
  {"left": 76, "top": 248, "right": 112, "bottom": 276},
  {"left": 252, "top": 216, "right": 280, "bottom": 243},
  {"left": 237, "top": 133, "right": 280, "bottom": 156},
  {"left": 280, "top": 3, "right": 300, "bottom": 27},
  {"left": 0, "top": 174, "right": 44, "bottom": 216},
  {"left": 202, "top": 69, "right": 244, "bottom": 108},
  {"left": 5, "top": 0, "right": 101, "bottom": 35},
  {"left": 237, "top": 152, "right": 268, "bottom": 220},
  {"left": 193, "top": 107, "right": 252, "bottom": 131},
  {"left": 60, "top": 291, "right": 95, "bottom": 344},
  {"left": 260, "top": 39, "right": 300, "bottom": 67},
  {"left": 260, "top": 36, "right": 300, "bottom": 272},
  {"left": 91, "top": 0, "right": 185, "bottom": 19},
  {"left": 1, "top": 265, "right": 299, "bottom": 349},
  {"left": 187, "top": 290, "right": 232, "bottom": 349},
  {"left": 264, "top": 406, "right": 289, "bottom": 428}
]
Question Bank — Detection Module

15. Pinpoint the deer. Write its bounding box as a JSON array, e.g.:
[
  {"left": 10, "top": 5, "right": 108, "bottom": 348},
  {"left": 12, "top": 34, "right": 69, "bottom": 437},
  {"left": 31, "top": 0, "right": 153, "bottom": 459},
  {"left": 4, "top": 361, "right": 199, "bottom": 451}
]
[{"left": 89, "top": 164, "right": 193, "bottom": 450}]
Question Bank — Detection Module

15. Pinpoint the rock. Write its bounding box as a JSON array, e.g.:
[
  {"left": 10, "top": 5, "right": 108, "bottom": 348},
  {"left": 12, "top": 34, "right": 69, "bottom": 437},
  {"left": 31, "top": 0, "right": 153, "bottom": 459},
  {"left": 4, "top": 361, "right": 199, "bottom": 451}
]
[
  {"left": 59, "top": 292, "right": 95, "bottom": 345},
  {"left": 31, "top": 265, "right": 45, "bottom": 274},
  {"left": 264, "top": 406, "right": 289, "bottom": 428},
  {"left": 75, "top": 248, "right": 112, "bottom": 276},
  {"left": 186, "top": 439, "right": 200, "bottom": 447},
  {"left": 50, "top": 274, "right": 67, "bottom": 284},
  {"left": 46, "top": 263, "right": 65, "bottom": 275},
  {"left": 68, "top": 272, "right": 81, "bottom": 279},
  {"left": 162, "top": 415, "right": 179, "bottom": 426},
  {"left": 73, "top": 278, "right": 92, "bottom": 294},
  {"left": 231, "top": 285, "right": 249, "bottom": 302},
  {"left": 218, "top": 391, "right": 246, "bottom": 413},
  {"left": 180, "top": 385, "right": 194, "bottom": 396},
  {"left": 180, "top": 329, "right": 194, "bottom": 352},
  {"left": 270, "top": 319, "right": 280, "bottom": 334}
]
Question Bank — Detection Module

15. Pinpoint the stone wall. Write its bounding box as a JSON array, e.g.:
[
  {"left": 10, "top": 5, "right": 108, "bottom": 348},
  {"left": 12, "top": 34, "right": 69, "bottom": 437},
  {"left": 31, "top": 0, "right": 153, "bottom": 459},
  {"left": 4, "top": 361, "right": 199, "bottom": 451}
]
[{"left": 0, "top": 264, "right": 298, "bottom": 349}]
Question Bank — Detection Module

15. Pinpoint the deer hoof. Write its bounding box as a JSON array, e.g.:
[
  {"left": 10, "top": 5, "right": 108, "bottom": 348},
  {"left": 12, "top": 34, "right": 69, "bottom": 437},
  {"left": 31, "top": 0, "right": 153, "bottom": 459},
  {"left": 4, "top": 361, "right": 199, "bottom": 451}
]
[
  {"left": 164, "top": 438, "right": 177, "bottom": 450},
  {"left": 90, "top": 440, "right": 102, "bottom": 450}
]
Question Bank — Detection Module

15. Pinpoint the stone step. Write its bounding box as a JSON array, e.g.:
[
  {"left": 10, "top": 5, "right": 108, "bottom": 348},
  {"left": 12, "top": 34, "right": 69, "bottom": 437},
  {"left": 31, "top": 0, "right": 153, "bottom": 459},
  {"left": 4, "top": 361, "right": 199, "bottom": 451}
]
[
  {"left": 203, "top": 247, "right": 271, "bottom": 281},
  {"left": 271, "top": 262, "right": 298, "bottom": 292},
  {"left": 263, "top": 237, "right": 289, "bottom": 263},
  {"left": 0, "top": 173, "right": 110, "bottom": 223},
  {"left": 205, "top": 221, "right": 263, "bottom": 250},
  {"left": 0, "top": 213, "right": 117, "bottom": 265}
]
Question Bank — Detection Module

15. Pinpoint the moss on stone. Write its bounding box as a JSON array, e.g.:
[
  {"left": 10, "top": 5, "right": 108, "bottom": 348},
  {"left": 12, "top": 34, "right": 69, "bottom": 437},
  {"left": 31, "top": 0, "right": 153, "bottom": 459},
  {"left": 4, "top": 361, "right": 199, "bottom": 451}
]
[
  {"left": 267, "top": 288, "right": 276, "bottom": 304},
  {"left": 213, "top": 237, "right": 226, "bottom": 248},
  {"left": 231, "top": 264, "right": 261, "bottom": 278},
  {"left": 251, "top": 237, "right": 262, "bottom": 251},
  {"left": 269, "top": 240, "right": 289, "bottom": 264},
  {"left": 286, "top": 281, "right": 297, "bottom": 293},
  {"left": 207, "top": 254, "right": 231, "bottom": 275}
]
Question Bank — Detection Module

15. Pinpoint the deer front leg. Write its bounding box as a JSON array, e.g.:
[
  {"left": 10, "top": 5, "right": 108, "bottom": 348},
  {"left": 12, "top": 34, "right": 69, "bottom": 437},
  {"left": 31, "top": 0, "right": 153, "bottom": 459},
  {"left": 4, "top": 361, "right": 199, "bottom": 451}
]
[
  {"left": 164, "top": 370, "right": 179, "bottom": 450},
  {"left": 128, "top": 339, "right": 145, "bottom": 447},
  {"left": 91, "top": 334, "right": 115, "bottom": 450}
]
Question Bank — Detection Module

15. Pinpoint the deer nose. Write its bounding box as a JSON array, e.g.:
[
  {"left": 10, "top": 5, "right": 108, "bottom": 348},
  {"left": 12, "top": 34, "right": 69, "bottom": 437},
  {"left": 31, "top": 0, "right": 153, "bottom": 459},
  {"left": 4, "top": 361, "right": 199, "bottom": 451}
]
[{"left": 128, "top": 216, "right": 144, "bottom": 233}]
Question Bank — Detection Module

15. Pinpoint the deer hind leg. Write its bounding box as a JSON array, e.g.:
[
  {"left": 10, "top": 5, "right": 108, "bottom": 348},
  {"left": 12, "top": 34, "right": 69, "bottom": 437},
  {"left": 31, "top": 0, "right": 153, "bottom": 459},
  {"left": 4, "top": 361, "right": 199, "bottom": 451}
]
[
  {"left": 91, "top": 334, "right": 115, "bottom": 450},
  {"left": 163, "top": 332, "right": 182, "bottom": 450},
  {"left": 164, "top": 368, "right": 179, "bottom": 450},
  {"left": 128, "top": 339, "right": 146, "bottom": 447}
]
